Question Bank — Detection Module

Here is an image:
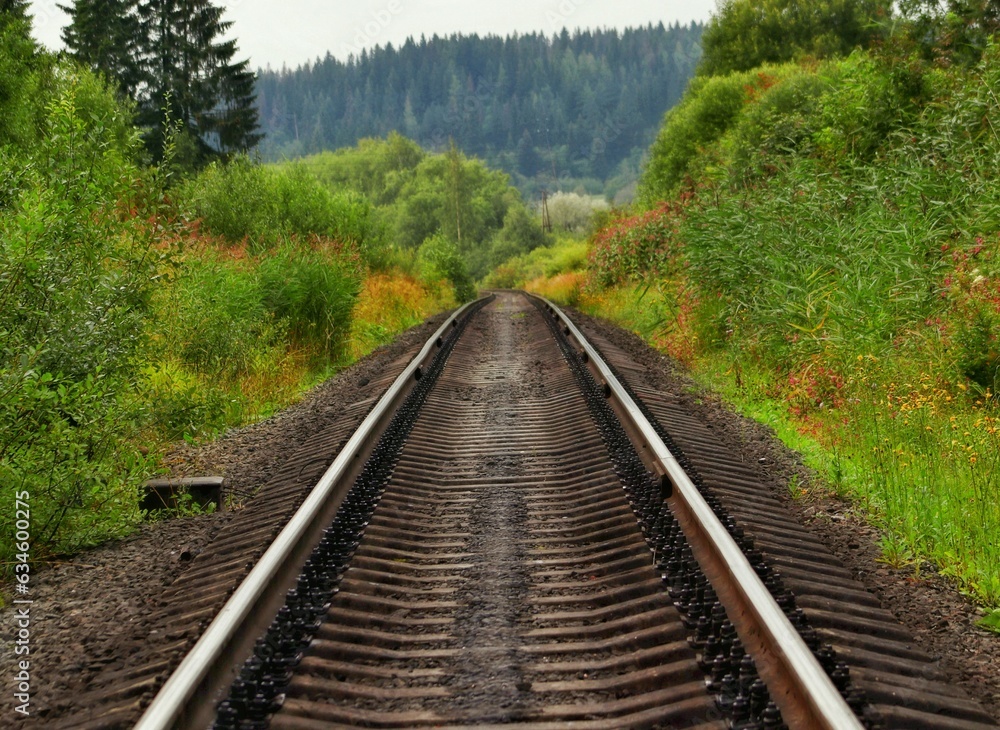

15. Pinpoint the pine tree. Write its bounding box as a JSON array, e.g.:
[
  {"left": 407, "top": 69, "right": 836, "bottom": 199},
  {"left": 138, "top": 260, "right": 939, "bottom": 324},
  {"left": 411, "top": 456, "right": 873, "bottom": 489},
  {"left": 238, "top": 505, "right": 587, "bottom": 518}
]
[
  {"left": 59, "top": 0, "right": 145, "bottom": 99},
  {"left": 61, "top": 0, "right": 261, "bottom": 165},
  {"left": 0, "top": 0, "right": 37, "bottom": 146},
  {"left": 138, "top": 0, "right": 261, "bottom": 164}
]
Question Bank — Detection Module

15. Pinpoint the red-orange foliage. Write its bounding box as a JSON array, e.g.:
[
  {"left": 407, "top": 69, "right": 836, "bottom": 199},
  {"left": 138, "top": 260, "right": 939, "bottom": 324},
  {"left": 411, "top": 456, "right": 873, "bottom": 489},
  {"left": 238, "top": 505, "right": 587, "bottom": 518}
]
[{"left": 589, "top": 201, "right": 687, "bottom": 286}]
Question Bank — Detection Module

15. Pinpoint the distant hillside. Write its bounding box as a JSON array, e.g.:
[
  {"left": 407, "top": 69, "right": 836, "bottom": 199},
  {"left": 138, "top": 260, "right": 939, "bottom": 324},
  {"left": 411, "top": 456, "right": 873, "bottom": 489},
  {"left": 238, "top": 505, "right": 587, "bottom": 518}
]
[{"left": 256, "top": 23, "right": 703, "bottom": 200}]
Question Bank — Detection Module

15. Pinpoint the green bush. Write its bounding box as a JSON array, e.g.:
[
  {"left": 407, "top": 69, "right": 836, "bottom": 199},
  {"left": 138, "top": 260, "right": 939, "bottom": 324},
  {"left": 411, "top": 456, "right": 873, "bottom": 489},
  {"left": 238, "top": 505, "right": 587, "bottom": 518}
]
[
  {"left": 180, "top": 158, "right": 387, "bottom": 262},
  {"left": 181, "top": 156, "right": 276, "bottom": 245},
  {"left": 143, "top": 361, "right": 238, "bottom": 440},
  {"left": 722, "top": 67, "right": 831, "bottom": 184},
  {"left": 698, "top": 0, "right": 889, "bottom": 77},
  {"left": 481, "top": 236, "right": 589, "bottom": 289},
  {"left": 639, "top": 70, "right": 757, "bottom": 203},
  {"left": 811, "top": 52, "right": 927, "bottom": 163},
  {"left": 259, "top": 244, "right": 362, "bottom": 359},
  {"left": 418, "top": 234, "right": 476, "bottom": 302},
  {"left": 155, "top": 255, "right": 282, "bottom": 380},
  {"left": 0, "top": 64, "right": 160, "bottom": 566}
]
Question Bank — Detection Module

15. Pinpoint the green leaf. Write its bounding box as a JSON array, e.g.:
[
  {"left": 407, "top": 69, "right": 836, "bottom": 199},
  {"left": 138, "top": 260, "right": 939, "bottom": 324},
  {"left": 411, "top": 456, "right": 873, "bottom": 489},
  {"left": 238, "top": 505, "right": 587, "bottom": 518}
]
[{"left": 976, "top": 609, "right": 1000, "bottom": 635}]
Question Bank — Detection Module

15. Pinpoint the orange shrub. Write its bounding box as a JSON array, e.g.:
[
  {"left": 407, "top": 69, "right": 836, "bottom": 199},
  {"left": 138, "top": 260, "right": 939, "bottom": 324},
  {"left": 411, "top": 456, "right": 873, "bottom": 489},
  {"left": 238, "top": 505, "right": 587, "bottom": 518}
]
[{"left": 349, "top": 272, "right": 453, "bottom": 360}]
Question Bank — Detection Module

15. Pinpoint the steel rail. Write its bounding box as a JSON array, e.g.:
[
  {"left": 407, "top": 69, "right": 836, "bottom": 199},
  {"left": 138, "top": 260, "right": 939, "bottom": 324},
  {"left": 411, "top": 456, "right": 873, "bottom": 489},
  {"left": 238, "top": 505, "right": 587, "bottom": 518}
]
[
  {"left": 134, "top": 299, "right": 484, "bottom": 730},
  {"left": 536, "top": 295, "right": 865, "bottom": 730}
]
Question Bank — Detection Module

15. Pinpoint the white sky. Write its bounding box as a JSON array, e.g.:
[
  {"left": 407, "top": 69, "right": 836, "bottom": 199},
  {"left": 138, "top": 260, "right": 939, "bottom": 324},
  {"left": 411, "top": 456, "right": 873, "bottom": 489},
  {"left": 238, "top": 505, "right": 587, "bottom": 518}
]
[{"left": 28, "top": 0, "right": 717, "bottom": 70}]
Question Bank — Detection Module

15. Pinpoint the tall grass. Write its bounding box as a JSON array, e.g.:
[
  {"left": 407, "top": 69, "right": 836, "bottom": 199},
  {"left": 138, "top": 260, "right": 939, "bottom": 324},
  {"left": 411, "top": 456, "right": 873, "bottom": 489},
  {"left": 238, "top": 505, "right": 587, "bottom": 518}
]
[
  {"left": 542, "top": 45, "right": 1000, "bottom": 607},
  {"left": 348, "top": 273, "right": 456, "bottom": 360}
]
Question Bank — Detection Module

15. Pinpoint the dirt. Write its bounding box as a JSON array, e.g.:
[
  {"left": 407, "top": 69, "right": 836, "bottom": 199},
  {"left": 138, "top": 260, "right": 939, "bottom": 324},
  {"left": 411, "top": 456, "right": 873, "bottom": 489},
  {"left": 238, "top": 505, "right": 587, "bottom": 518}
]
[
  {"left": 0, "top": 313, "right": 448, "bottom": 724},
  {"left": 567, "top": 306, "right": 1000, "bottom": 722}
]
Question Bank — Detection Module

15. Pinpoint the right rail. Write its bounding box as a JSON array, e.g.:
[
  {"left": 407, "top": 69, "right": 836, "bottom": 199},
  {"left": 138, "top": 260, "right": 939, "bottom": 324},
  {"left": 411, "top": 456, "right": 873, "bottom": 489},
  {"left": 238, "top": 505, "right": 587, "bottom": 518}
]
[{"left": 536, "top": 295, "right": 864, "bottom": 730}]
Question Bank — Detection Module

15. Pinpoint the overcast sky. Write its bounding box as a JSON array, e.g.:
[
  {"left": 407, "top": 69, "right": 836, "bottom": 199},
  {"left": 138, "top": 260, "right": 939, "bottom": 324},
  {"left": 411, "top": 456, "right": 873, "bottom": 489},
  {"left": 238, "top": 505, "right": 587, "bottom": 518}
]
[{"left": 27, "top": 0, "right": 717, "bottom": 70}]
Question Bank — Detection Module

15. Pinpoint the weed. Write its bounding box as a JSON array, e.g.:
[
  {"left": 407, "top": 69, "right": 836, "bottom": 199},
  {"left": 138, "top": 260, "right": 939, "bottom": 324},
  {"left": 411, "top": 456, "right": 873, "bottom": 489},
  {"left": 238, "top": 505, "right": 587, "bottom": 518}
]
[
  {"left": 977, "top": 608, "right": 1000, "bottom": 635},
  {"left": 877, "top": 534, "right": 916, "bottom": 569}
]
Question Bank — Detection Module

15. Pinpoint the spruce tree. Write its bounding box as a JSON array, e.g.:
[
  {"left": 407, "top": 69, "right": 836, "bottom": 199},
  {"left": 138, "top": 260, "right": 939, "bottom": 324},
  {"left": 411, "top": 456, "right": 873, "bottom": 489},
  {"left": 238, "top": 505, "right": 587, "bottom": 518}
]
[
  {"left": 0, "top": 0, "right": 37, "bottom": 146},
  {"left": 61, "top": 0, "right": 260, "bottom": 165},
  {"left": 138, "top": 0, "right": 260, "bottom": 164},
  {"left": 59, "top": 0, "right": 145, "bottom": 99}
]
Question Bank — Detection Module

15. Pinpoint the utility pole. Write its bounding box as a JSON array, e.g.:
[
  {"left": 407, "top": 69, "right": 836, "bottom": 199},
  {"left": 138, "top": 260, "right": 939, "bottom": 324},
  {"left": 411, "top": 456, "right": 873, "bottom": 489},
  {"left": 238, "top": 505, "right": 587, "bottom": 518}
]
[{"left": 540, "top": 190, "right": 552, "bottom": 233}]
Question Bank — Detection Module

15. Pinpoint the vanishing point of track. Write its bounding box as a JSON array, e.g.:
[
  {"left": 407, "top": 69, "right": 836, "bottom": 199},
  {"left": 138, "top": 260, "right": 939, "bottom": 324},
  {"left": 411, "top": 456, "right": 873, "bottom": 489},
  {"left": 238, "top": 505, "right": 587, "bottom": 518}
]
[{"left": 62, "top": 292, "right": 998, "bottom": 730}]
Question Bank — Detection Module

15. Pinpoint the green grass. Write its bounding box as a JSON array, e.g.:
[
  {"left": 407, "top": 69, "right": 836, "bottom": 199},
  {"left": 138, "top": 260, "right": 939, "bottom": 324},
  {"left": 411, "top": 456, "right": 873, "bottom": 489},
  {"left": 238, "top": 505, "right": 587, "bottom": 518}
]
[
  {"left": 482, "top": 236, "right": 588, "bottom": 289},
  {"left": 560, "top": 45, "right": 1000, "bottom": 608}
]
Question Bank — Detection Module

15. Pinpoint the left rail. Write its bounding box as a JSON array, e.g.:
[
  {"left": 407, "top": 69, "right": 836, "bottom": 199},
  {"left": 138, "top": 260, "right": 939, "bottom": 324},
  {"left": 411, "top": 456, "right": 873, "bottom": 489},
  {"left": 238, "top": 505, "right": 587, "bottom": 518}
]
[{"left": 134, "top": 298, "right": 488, "bottom": 730}]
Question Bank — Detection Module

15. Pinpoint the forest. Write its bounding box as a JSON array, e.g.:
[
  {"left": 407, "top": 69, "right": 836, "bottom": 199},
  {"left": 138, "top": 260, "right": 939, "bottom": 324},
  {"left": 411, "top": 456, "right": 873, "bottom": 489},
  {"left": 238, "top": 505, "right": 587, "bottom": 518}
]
[
  {"left": 7, "top": 0, "right": 1000, "bottom": 628},
  {"left": 255, "top": 23, "right": 704, "bottom": 200}
]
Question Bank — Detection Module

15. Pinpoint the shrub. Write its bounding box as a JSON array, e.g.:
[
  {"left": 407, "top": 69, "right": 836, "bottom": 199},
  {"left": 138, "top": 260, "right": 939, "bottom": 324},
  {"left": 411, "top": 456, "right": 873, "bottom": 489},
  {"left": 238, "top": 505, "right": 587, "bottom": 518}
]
[
  {"left": 259, "top": 243, "right": 363, "bottom": 360},
  {"left": 418, "top": 234, "right": 476, "bottom": 302},
  {"left": 0, "top": 64, "right": 160, "bottom": 566},
  {"left": 698, "top": 0, "right": 889, "bottom": 77},
  {"left": 180, "top": 157, "right": 277, "bottom": 246},
  {"left": 722, "top": 68, "right": 831, "bottom": 184},
  {"left": 639, "top": 71, "right": 754, "bottom": 203},
  {"left": 589, "top": 203, "right": 685, "bottom": 287},
  {"left": 152, "top": 253, "right": 282, "bottom": 381},
  {"left": 811, "top": 52, "right": 927, "bottom": 163},
  {"left": 180, "top": 158, "right": 388, "bottom": 262},
  {"left": 142, "top": 361, "right": 238, "bottom": 440}
]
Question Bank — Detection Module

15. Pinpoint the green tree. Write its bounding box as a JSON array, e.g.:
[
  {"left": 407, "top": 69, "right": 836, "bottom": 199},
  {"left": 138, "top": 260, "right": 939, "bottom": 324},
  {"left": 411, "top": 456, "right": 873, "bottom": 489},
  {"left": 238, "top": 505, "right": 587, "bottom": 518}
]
[
  {"left": 62, "top": 0, "right": 261, "bottom": 166},
  {"left": 443, "top": 140, "right": 469, "bottom": 248},
  {"left": 485, "top": 205, "right": 550, "bottom": 272},
  {"left": 418, "top": 233, "right": 476, "bottom": 302},
  {"left": 898, "top": 0, "right": 1000, "bottom": 65},
  {"left": 59, "top": 0, "right": 145, "bottom": 99},
  {"left": 699, "top": 0, "right": 890, "bottom": 76},
  {"left": 253, "top": 24, "right": 706, "bottom": 194},
  {"left": 139, "top": 0, "right": 260, "bottom": 165},
  {"left": 0, "top": 0, "right": 37, "bottom": 147}
]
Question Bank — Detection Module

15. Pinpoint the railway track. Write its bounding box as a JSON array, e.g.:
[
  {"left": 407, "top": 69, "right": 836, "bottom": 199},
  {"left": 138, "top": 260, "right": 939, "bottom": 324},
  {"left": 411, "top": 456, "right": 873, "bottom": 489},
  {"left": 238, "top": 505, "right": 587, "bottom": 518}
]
[{"left": 61, "top": 292, "right": 997, "bottom": 730}]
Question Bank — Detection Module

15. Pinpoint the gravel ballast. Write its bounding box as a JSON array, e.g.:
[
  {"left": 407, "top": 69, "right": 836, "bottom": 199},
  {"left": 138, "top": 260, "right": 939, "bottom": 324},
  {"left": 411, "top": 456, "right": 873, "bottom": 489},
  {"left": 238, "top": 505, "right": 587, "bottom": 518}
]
[{"left": 2, "top": 304, "right": 997, "bottom": 725}]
